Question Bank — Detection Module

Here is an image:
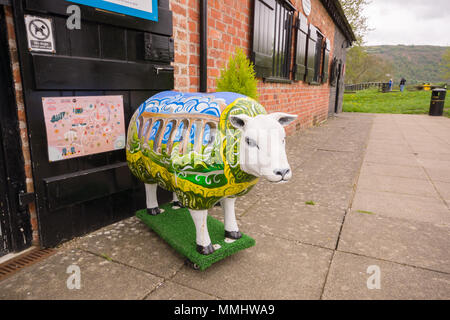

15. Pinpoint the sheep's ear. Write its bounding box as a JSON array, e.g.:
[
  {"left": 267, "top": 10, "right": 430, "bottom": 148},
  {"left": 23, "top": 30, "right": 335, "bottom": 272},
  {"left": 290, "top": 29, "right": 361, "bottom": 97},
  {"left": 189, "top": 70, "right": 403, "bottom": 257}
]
[
  {"left": 270, "top": 112, "right": 297, "bottom": 127},
  {"left": 229, "top": 114, "right": 252, "bottom": 130}
]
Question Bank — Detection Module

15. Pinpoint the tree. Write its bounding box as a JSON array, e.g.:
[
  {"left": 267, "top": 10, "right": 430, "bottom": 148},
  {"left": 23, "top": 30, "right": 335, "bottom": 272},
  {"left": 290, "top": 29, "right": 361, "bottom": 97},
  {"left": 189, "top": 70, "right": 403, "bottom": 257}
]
[
  {"left": 216, "top": 47, "right": 259, "bottom": 101},
  {"left": 345, "top": 46, "right": 392, "bottom": 84},
  {"left": 339, "top": 0, "right": 393, "bottom": 84},
  {"left": 339, "top": 0, "right": 371, "bottom": 45},
  {"left": 441, "top": 48, "right": 450, "bottom": 82},
  {"left": 345, "top": 46, "right": 369, "bottom": 83},
  {"left": 362, "top": 54, "right": 392, "bottom": 83}
]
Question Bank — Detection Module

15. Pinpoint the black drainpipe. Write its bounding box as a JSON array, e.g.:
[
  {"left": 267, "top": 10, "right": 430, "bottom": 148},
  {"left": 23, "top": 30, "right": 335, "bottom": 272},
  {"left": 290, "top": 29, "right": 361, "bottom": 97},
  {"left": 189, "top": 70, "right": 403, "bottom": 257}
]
[{"left": 200, "top": 0, "right": 207, "bottom": 92}]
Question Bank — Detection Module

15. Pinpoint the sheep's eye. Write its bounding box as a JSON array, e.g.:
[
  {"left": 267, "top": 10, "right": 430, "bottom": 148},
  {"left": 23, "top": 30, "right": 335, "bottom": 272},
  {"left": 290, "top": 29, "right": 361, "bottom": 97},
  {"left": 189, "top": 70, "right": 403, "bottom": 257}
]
[{"left": 245, "top": 137, "right": 259, "bottom": 149}]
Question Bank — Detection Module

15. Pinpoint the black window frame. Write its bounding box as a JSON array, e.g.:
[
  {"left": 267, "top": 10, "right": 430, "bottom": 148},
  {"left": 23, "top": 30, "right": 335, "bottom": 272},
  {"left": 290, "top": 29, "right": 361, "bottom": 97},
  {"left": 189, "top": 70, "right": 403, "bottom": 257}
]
[
  {"left": 313, "top": 29, "right": 324, "bottom": 83},
  {"left": 304, "top": 24, "right": 330, "bottom": 85},
  {"left": 252, "top": 0, "right": 295, "bottom": 83},
  {"left": 322, "top": 38, "right": 331, "bottom": 84},
  {"left": 293, "top": 12, "right": 308, "bottom": 81},
  {"left": 252, "top": 0, "right": 331, "bottom": 86}
]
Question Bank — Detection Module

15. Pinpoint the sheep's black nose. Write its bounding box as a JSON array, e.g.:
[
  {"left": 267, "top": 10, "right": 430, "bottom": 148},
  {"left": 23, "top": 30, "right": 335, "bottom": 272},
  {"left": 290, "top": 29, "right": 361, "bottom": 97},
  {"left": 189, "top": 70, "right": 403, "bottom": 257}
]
[{"left": 274, "top": 168, "right": 290, "bottom": 179}]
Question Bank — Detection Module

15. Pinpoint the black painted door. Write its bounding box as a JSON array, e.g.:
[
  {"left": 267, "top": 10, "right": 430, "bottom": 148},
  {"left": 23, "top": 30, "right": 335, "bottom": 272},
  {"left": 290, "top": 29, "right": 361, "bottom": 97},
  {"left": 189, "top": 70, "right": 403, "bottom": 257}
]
[
  {"left": 334, "top": 61, "right": 342, "bottom": 113},
  {"left": 11, "top": 0, "right": 174, "bottom": 247}
]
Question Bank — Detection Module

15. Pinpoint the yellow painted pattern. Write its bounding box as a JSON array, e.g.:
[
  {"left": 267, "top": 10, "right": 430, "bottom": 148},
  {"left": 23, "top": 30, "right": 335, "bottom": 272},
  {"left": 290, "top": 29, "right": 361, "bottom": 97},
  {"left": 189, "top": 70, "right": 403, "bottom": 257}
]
[{"left": 127, "top": 150, "right": 259, "bottom": 199}]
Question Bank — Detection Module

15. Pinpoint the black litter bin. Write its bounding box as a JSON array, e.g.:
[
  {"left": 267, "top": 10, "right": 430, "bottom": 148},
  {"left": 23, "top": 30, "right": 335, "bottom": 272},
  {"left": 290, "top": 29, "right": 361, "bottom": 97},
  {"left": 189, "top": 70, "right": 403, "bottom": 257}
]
[{"left": 429, "top": 88, "right": 447, "bottom": 116}]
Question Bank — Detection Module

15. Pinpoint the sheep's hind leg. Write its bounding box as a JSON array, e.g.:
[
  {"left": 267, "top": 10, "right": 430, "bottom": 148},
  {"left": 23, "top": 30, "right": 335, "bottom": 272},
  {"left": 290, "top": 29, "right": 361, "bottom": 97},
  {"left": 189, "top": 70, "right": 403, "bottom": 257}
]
[
  {"left": 145, "top": 184, "right": 161, "bottom": 216},
  {"left": 189, "top": 209, "right": 215, "bottom": 255},
  {"left": 172, "top": 192, "right": 184, "bottom": 208}
]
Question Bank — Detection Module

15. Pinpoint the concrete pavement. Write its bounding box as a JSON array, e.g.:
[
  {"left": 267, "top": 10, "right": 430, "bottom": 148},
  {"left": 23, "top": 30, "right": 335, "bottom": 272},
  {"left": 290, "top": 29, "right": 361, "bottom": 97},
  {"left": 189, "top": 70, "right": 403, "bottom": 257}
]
[{"left": 0, "top": 113, "right": 449, "bottom": 300}]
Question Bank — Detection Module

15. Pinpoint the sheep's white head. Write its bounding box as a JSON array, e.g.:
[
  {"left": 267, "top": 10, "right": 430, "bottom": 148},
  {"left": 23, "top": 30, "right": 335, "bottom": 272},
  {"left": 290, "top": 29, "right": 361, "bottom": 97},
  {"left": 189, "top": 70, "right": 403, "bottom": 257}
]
[{"left": 229, "top": 113, "right": 297, "bottom": 183}]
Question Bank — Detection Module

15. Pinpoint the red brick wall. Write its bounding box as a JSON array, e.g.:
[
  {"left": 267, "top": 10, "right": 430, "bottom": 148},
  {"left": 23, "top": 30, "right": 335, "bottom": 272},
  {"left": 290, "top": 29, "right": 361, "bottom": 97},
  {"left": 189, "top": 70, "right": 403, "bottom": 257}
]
[
  {"left": 4, "top": 6, "right": 39, "bottom": 245},
  {"left": 171, "top": 0, "right": 336, "bottom": 134}
]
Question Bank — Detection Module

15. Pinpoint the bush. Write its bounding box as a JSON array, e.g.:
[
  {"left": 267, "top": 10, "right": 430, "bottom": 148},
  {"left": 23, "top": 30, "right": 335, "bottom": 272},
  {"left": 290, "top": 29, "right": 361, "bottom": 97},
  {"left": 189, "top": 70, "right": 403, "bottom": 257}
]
[{"left": 216, "top": 47, "right": 259, "bottom": 101}]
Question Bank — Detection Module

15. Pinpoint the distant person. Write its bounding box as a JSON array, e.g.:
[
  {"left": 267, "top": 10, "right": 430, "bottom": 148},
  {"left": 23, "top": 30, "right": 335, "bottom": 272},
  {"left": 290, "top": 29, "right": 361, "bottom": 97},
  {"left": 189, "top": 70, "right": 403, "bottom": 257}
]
[
  {"left": 389, "top": 79, "right": 393, "bottom": 91},
  {"left": 400, "top": 78, "right": 406, "bottom": 92}
]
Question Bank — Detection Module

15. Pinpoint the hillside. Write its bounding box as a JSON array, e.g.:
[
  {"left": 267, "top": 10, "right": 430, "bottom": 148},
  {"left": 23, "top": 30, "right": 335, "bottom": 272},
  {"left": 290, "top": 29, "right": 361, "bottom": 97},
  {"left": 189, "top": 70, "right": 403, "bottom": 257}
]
[{"left": 365, "top": 45, "right": 449, "bottom": 85}]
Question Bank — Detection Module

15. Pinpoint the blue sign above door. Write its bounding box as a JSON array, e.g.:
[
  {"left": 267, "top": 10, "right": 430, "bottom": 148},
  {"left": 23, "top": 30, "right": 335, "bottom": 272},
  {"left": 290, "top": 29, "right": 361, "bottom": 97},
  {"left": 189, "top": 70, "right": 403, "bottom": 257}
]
[{"left": 69, "top": 0, "right": 158, "bottom": 22}]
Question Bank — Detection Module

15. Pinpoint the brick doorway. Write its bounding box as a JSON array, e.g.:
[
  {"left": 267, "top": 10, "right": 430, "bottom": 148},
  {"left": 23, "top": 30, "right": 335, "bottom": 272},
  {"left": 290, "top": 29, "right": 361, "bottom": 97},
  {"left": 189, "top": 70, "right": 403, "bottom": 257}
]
[{"left": 0, "top": 6, "right": 33, "bottom": 257}]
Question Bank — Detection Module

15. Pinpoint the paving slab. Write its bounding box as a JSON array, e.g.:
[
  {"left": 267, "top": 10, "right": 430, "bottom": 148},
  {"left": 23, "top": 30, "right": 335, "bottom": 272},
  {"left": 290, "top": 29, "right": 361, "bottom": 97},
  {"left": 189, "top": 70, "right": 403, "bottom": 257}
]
[
  {"left": 366, "top": 142, "right": 413, "bottom": 155},
  {"left": 322, "top": 251, "right": 450, "bottom": 300},
  {"left": 434, "top": 181, "right": 450, "bottom": 200},
  {"left": 360, "top": 162, "right": 428, "bottom": 180},
  {"left": 262, "top": 170, "right": 355, "bottom": 211},
  {"left": 369, "top": 131, "right": 405, "bottom": 141},
  {"left": 417, "top": 159, "right": 450, "bottom": 183},
  {"left": 64, "top": 216, "right": 185, "bottom": 278},
  {"left": 0, "top": 249, "right": 162, "bottom": 300},
  {"left": 339, "top": 211, "right": 450, "bottom": 273},
  {"left": 366, "top": 139, "right": 410, "bottom": 148},
  {"left": 145, "top": 281, "right": 218, "bottom": 300},
  {"left": 408, "top": 142, "right": 450, "bottom": 155},
  {"left": 239, "top": 201, "right": 345, "bottom": 249},
  {"left": 369, "top": 136, "right": 406, "bottom": 145},
  {"left": 298, "top": 149, "right": 364, "bottom": 186},
  {"left": 357, "top": 173, "right": 440, "bottom": 198},
  {"left": 364, "top": 152, "right": 420, "bottom": 167},
  {"left": 351, "top": 190, "right": 450, "bottom": 224},
  {"left": 171, "top": 233, "right": 333, "bottom": 300},
  {"left": 415, "top": 152, "right": 450, "bottom": 162}
]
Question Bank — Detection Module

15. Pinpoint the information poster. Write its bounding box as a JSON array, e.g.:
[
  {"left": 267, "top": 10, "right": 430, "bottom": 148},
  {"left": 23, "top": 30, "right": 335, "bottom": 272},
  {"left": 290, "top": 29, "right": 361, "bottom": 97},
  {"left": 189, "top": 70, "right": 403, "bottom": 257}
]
[
  {"left": 42, "top": 96, "right": 126, "bottom": 162},
  {"left": 68, "top": 0, "right": 158, "bottom": 21}
]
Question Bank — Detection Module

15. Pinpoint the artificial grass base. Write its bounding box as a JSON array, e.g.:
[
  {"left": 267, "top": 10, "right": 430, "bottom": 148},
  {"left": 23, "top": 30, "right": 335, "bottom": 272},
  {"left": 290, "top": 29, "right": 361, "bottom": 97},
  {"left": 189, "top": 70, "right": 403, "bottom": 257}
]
[{"left": 136, "top": 203, "right": 256, "bottom": 271}]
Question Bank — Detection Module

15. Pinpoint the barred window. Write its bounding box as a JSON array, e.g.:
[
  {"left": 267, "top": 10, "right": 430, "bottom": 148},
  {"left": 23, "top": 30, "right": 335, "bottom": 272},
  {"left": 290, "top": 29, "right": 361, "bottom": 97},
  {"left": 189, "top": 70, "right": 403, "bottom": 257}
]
[
  {"left": 293, "top": 12, "right": 308, "bottom": 81},
  {"left": 313, "top": 29, "right": 324, "bottom": 83},
  {"left": 322, "top": 38, "right": 331, "bottom": 83},
  {"left": 304, "top": 25, "right": 330, "bottom": 84},
  {"left": 252, "top": 0, "right": 294, "bottom": 81}
]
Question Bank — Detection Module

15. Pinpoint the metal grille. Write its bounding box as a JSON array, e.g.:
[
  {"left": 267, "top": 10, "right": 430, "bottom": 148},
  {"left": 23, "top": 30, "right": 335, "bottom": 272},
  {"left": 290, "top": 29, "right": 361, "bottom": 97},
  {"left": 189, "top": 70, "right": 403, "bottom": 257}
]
[
  {"left": 313, "top": 32, "right": 324, "bottom": 83},
  {"left": 0, "top": 248, "right": 56, "bottom": 282},
  {"left": 272, "top": 0, "right": 294, "bottom": 79}
]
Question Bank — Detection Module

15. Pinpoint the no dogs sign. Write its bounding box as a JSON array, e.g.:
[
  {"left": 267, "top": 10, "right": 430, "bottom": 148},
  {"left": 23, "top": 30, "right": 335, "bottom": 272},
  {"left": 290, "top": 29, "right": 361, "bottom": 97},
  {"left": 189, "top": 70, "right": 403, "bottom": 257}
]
[{"left": 24, "top": 15, "right": 55, "bottom": 53}]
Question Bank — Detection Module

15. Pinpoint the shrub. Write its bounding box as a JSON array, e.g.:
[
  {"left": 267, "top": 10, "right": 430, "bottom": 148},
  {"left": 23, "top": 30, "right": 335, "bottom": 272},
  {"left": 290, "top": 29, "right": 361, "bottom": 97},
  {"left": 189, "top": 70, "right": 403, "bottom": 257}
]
[{"left": 216, "top": 47, "right": 259, "bottom": 101}]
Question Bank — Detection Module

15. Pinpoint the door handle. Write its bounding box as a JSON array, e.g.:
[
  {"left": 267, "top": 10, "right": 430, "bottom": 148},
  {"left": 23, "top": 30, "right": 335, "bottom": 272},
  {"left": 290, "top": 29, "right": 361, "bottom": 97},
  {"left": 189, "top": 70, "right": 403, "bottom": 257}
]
[{"left": 154, "top": 66, "right": 174, "bottom": 75}]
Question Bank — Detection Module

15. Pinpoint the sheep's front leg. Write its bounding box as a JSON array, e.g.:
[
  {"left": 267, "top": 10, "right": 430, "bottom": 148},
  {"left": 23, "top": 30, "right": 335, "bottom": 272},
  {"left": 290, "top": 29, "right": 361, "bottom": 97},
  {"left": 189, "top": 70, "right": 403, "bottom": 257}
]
[
  {"left": 220, "top": 197, "right": 242, "bottom": 240},
  {"left": 145, "top": 184, "right": 161, "bottom": 216},
  {"left": 189, "top": 209, "right": 215, "bottom": 255}
]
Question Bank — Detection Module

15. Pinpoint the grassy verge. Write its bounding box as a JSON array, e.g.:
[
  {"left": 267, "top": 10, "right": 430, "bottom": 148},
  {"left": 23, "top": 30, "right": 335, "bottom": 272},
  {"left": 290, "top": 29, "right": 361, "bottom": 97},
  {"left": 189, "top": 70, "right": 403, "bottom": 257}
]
[{"left": 343, "top": 89, "right": 450, "bottom": 117}]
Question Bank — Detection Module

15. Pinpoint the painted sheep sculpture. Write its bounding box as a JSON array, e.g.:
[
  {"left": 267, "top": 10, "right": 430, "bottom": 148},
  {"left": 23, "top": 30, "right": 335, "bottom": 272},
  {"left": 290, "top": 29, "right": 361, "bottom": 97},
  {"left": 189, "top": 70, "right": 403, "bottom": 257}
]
[{"left": 126, "top": 91, "right": 296, "bottom": 255}]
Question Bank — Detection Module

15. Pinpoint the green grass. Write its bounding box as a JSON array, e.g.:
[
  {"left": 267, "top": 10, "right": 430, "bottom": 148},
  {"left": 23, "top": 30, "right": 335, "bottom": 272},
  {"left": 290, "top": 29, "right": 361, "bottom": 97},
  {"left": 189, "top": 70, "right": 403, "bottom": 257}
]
[
  {"left": 101, "top": 253, "right": 113, "bottom": 262},
  {"left": 136, "top": 203, "right": 255, "bottom": 271},
  {"left": 343, "top": 88, "right": 450, "bottom": 117},
  {"left": 356, "top": 210, "right": 376, "bottom": 215}
]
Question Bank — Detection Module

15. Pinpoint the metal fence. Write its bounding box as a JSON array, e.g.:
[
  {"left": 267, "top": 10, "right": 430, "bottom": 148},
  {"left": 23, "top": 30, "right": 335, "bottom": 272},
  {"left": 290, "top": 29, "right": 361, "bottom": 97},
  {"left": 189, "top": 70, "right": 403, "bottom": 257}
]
[{"left": 345, "top": 82, "right": 384, "bottom": 92}]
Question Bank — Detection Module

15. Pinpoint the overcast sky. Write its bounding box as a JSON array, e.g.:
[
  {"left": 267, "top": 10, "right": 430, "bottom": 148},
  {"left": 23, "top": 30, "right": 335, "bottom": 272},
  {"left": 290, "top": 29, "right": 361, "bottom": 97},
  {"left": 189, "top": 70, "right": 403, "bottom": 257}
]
[{"left": 364, "top": 0, "right": 450, "bottom": 46}]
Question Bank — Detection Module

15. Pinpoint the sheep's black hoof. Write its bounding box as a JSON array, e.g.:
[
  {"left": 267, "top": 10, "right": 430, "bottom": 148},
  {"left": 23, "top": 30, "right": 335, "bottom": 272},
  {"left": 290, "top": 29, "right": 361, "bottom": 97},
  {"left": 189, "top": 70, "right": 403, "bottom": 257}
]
[
  {"left": 172, "top": 201, "right": 184, "bottom": 208},
  {"left": 196, "top": 244, "right": 215, "bottom": 255},
  {"left": 225, "top": 230, "right": 242, "bottom": 240},
  {"left": 146, "top": 207, "right": 161, "bottom": 216}
]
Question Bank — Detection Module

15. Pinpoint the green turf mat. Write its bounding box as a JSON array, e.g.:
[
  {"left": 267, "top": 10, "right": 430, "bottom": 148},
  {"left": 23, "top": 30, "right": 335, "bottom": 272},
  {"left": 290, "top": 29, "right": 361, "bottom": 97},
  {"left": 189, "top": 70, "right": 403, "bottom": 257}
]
[{"left": 136, "top": 203, "right": 255, "bottom": 271}]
